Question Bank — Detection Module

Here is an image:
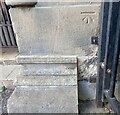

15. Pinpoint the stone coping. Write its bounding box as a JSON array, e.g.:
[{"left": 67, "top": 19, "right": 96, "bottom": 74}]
[{"left": 17, "top": 55, "right": 77, "bottom": 64}]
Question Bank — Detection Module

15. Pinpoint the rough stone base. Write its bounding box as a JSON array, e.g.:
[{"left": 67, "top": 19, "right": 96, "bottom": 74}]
[{"left": 7, "top": 86, "right": 78, "bottom": 113}]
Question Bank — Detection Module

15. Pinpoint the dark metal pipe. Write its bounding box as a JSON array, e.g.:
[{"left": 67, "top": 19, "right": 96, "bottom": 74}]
[
  {"left": 103, "top": 1, "right": 120, "bottom": 92},
  {"left": 109, "top": 4, "right": 120, "bottom": 97},
  {"left": 96, "top": 1, "right": 110, "bottom": 107}
]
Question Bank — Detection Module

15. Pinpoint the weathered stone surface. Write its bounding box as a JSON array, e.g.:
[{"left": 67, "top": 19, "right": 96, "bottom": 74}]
[
  {"left": 17, "top": 55, "right": 77, "bottom": 64},
  {"left": 16, "top": 75, "right": 77, "bottom": 86},
  {"left": 5, "top": 0, "right": 37, "bottom": 6},
  {"left": 22, "top": 63, "right": 77, "bottom": 76},
  {"left": 36, "top": 0, "right": 101, "bottom": 7},
  {"left": 7, "top": 86, "right": 78, "bottom": 113},
  {"left": 9, "top": 5, "right": 100, "bottom": 55},
  {"left": 18, "top": 55, "right": 77, "bottom": 76}
]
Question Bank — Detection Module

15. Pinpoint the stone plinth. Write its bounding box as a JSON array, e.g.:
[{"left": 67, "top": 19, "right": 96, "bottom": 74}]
[
  {"left": 7, "top": 56, "right": 78, "bottom": 113},
  {"left": 7, "top": 1, "right": 100, "bottom": 113}
]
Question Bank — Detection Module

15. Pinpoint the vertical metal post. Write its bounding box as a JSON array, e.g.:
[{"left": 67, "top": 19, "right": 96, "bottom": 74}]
[
  {"left": 96, "top": 1, "right": 109, "bottom": 107},
  {"left": 102, "top": 1, "right": 120, "bottom": 94},
  {"left": 109, "top": 3, "right": 120, "bottom": 98},
  {"left": 96, "top": 0, "right": 120, "bottom": 114}
]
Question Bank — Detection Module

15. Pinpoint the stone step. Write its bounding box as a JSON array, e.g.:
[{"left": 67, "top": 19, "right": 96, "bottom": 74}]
[
  {"left": 22, "top": 63, "right": 77, "bottom": 76},
  {"left": 17, "top": 55, "right": 77, "bottom": 76},
  {"left": 16, "top": 75, "right": 77, "bottom": 86},
  {"left": 7, "top": 86, "right": 78, "bottom": 113},
  {"left": 17, "top": 55, "right": 77, "bottom": 64}
]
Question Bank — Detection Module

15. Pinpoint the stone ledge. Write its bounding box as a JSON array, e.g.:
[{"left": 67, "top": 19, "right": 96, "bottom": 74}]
[
  {"left": 36, "top": 0, "right": 101, "bottom": 7},
  {"left": 15, "top": 75, "right": 77, "bottom": 86},
  {"left": 17, "top": 55, "right": 77, "bottom": 64},
  {"left": 22, "top": 63, "right": 77, "bottom": 76}
]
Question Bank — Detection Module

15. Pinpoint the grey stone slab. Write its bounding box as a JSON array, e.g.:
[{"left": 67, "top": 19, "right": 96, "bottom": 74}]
[
  {"left": 17, "top": 55, "right": 77, "bottom": 64},
  {"left": 16, "top": 75, "right": 77, "bottom": 86},
  {"left": 21, "top": 63, "right": 77, "bottom": 76},
  {"left": 7, "top": 86, "right": 78, "bottom": 113},
  {"left": 36, "top": 0, "right": 101, "bottom": 7},
  {"left": 9, "top": 5, "right": 100, "bottom": 55}
]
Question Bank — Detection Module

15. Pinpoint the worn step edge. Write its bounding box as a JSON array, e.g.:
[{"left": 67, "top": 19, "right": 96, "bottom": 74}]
[
  {"left": 15, "top": 75, "right": 77, "bottom": 86},
  {"left": 17, "top": 55, "right": 77, "bottom": 64}
]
